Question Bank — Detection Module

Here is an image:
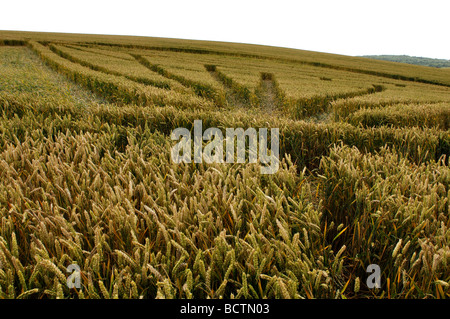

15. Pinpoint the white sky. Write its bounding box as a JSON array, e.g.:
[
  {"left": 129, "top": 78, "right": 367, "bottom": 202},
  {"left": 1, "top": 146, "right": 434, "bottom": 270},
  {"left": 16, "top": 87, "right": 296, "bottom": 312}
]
[{"left": 1, "top": 0, "right": 449, "bottom": 59}]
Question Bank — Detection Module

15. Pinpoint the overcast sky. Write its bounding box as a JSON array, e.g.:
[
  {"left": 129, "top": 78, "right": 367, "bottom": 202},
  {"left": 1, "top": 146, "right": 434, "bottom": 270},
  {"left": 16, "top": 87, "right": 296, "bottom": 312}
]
[{"left": 1, "top": 0, "right": 449, "bottom": 59}]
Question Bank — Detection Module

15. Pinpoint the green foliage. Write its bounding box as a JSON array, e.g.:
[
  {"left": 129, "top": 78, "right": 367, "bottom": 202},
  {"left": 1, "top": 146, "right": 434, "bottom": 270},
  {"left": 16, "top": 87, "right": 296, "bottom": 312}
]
[{"left": 362, "top": 55, "right": 450, "bottom": 69}]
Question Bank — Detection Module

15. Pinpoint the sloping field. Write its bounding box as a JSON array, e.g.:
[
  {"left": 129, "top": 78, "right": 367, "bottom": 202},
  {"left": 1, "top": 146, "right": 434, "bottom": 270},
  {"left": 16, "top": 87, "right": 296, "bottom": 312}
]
[{"left": 0, "top": 30, "right": 449, "bottom": 299}]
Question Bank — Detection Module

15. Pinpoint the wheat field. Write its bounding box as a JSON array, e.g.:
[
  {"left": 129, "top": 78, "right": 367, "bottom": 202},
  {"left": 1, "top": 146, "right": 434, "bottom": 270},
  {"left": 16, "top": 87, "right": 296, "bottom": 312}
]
[{"left": 0, "top": 31, "right": 449, "bottom": 299}]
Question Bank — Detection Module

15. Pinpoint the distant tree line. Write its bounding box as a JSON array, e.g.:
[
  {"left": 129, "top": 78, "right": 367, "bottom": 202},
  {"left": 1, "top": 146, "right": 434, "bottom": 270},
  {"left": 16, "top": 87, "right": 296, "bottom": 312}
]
[{"left": 361, "top": 55, "right": 450, "bottom": 68}]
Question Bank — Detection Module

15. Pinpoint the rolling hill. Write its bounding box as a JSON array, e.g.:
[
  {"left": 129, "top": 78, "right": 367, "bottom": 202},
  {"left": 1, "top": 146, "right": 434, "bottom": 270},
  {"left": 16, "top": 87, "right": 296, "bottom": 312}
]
[{"left": 361, "top": 54, "right": 450, "bottom": 68}]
